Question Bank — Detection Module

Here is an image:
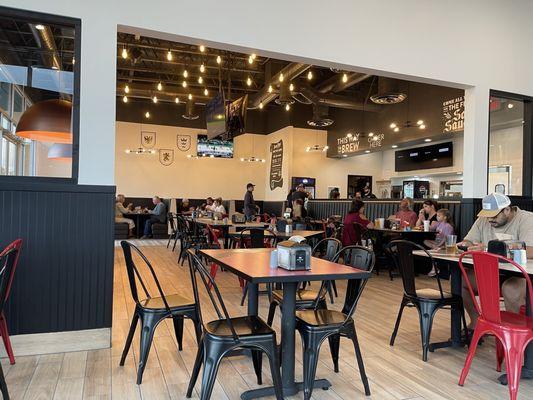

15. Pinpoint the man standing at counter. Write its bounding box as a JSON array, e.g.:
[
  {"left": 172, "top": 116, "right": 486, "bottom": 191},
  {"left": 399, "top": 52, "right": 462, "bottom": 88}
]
[{"left": 458, "top": 193, "right": 533, "bottom": 328}]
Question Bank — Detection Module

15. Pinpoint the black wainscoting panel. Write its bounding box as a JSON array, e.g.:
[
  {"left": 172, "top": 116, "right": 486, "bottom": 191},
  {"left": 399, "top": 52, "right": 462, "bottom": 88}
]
[
  {"left": 263, "top": 201, "right": 284, "bottom": 217},
  {"left": 0, "top": 184, "right": 115, "bottom": 335}
]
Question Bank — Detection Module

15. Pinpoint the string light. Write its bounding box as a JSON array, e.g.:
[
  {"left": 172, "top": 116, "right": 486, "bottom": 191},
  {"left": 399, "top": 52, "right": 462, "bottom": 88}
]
[
  {"left": 121, "top": 47, "right": 128, "bottom": 59},
  {"left": 157, "top": 82, "right": 163, "bottom": 91},
  {"left": 247, "top": 77, "right": 252, "bottom": 86},
  {"left": 182, "top": 80, "right": 187, "bottom": 88},
  {"left": 216, "top": 55, "right": 221, "bottom": 64},
  {"left": 198, "top": 76, "right": 203, "bottom": 84},
  {"left": 268, "top": 85, "right": 273, "bottom": 93},
  {"left": 124, "top": 85, "right": 130, "bottom": 94},
  {"left": 307, "top": 70, "right": 313, "bottom": 80},
  {"left": 152, "top": 96, "right": 158, "bottom": 103},
  {"left": 183, "top": 69, "right": 188, "bottom": 78},
  {"left": 145, "top": 111, "right": 150, "bottom": 118},
  {"left": 188, "top": 93, "right": 192, "bottom": 100},
  {"left": 342, "top": 73, "right": 348, "bottom": 83},
  {"left": 279, "top": 73, "right": 284, "bottom": 82},
  {"left": 289, "top": 83, "right": 294, "bottom": 91},
  {"left": 204, "top": 88, "right": 209, "bottom": 96},
  {"left": 200, "top": 63, "right": 205, "bottom": 73},
  {"left": 248, "top": 55, "right": 254, "bottom": 64},
  {"left": 122, "top": 96, "right": 128, "bottom": 103},
  {"left": 285, "top": 104, "right": 290, "bottom": 111},
  {"left": 175, "top": 97, "right": 179, "bottom": 104},
  {"left": 199, "top": 45, "right": 205, "bottom": 52},
  {"left": 259, "top": 101, "right": 263, "bottom": 110},
  {"left": 166, "top": 50, "right": 172, "bottom": 61}
]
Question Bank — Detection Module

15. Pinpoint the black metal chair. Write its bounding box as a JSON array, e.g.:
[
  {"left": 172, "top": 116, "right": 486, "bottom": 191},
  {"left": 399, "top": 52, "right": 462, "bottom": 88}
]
[
  {"left": 387, "top": 240, "right": 469, "bottom": 361},
  {"left": 166, "top": 212, "right": 179, "bottom": 250},
  {"left": 0, "top": 247, "right": 18, "bottom": 399},
  {"left": 119, "top": 241, "right": 202, "bottom": 384},
  {"left": 267, "top": 238, "right": 342, "bottom": 327},
  {"left": 238, "top": 228, "right": 277, "bottom": 306},
  {"left": 295, "top": 245, "right": 374, "bottom": 399},
  {"left": 177, "top": 216, "right": 206, "bottom": 265},
  {"left": 186, "top": 251, "right": 283, "bottom": 400}
]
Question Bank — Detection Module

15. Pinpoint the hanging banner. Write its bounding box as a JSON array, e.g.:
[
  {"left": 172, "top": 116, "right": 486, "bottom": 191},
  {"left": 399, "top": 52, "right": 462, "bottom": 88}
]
[
  {"left": 269, "top": 140, "right": 284, "bottom": 190},
  {"left": 159, "top": 149, "right": 174, "bottom": 166},
  {"left": 443, "top": 96, "right": 464, "bottom": 132}
]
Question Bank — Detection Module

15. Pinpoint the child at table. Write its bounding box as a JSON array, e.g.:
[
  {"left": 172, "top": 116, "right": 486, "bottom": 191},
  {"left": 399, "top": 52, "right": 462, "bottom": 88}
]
[{"left": 424, "top": 208, "right": 454, "bottom": 249}]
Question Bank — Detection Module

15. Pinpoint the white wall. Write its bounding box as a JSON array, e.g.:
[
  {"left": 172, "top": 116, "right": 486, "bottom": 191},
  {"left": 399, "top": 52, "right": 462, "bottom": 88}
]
[
  {"left": 5, "top": 0, "right": 533, "bottom": 192},
  {"left": 115, "top": 121, "right": 265, "bottom": 199}
]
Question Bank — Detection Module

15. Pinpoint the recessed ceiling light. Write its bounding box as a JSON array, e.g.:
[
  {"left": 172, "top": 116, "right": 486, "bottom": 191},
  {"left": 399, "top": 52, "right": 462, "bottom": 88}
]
[
  {"left": 342, "top": 154, "right": 348, "bottom": 158},
  {"left": 424, "top": 138, "right": 432, "bottom": 142},
  {"left": 392, "top": 145, "right": 398, "bottom": 148}
]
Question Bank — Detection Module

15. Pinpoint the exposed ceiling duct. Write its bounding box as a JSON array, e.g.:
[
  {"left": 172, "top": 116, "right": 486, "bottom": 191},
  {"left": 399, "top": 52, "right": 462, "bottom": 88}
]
[
  {"left": 370, "top": 78, "right": 407, "bottom": 104},
  {"left": 307, "top": 104, "right": 334, "bottom": 127},
  {"left": 248, "top": 63, "right": 309, "bottom": 109},
  {"left": 274, "top": 82, "right": 295, "bottom": 106},
  {"left": 29, "top": 24, "right": 61, "bottom": 70},
  {"left": 299, "top": 83, "right": 381, "bottom": 112},
  {"left": 315, "top": 72, "right": 371, "bottom": 94}
]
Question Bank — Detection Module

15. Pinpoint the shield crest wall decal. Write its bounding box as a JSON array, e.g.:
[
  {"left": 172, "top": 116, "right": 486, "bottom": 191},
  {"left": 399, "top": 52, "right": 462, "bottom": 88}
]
[
  {"left": 141, "top": 131, "right": 156, "bottom": 148},
  {"left": 177, "top": 134, "right": 191, "bottom": 151},
  {"left": 159, "top": 149, "right": 174, "bottom": 166}
]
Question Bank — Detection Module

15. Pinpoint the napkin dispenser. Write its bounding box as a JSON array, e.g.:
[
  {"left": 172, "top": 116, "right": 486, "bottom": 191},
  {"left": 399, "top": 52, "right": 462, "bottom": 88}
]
[
  {"left": 277, "top": 241, "right": 311, "bottom": 271},
  {"left": 232, "top": 214, "right": 246, "bottom": 223},
  {"left": 487, "top": 240, "right": 526, "bottom": 259}
]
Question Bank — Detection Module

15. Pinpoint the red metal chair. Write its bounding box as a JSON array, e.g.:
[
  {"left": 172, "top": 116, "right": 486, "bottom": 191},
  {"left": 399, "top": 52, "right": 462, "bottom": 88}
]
[
  {"left": 205, "top": 225, "right": 223, "bottom": 283},
  {"left": 458, "top": 251, "right": 533, "bottom": 400},
  {"left": 0, "top": 239, "right": 23, "bottom": 365}
]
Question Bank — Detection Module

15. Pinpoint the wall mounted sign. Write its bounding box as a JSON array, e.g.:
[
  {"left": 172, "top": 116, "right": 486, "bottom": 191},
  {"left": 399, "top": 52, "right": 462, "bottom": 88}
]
[
  {"left": 177, "top": 134, "right": 191, "bottom": 151},
  {"left": 443, "top": 96, "right": 464, "bottom": 132},
  {"left": 141, "top": 131, "right": 156, "bottom": 148},
  {"left": 336, "top": 133, "right": 360, "bottom": 155},
  {"left": 159, "top": 149, "right": 174, "bottom": 166},
  {"left": 269, "top": 140, "right": 284, "bottom": 190},
  {"left": 368, "top": 133, "right": 385, "bottom": 148}
]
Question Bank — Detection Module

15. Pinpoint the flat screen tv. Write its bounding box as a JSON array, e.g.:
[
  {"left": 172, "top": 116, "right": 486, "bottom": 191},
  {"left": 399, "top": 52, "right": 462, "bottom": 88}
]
[
  {"left": 225, "top": 94, "right": 248, "bottom": 138},
  {"left": 197, "top": 134, "right": 233, "bottom": 158},
  {"left": 395, "top": 142, "right": 453, "bottom": 172},
  {"left": 205, "top": 93, "right": 226, "bottom": 139}
]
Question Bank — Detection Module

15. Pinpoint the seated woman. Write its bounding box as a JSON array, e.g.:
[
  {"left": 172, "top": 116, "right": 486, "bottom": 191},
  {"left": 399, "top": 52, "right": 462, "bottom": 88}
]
[
  {"left": 423, "top": 208, "right": 454, "bottom": 249},
  {"left": 388, "top": 197, "right": 417, "bottom": 228},
  {"left": 212, "top": 197, "right": 226, "bottom": 215},
  {"left": 342, "top": 199, "right": 374, "bottom": 246},
  {"left": 416, "top": 199, "right": 439, "bottom": 229}
]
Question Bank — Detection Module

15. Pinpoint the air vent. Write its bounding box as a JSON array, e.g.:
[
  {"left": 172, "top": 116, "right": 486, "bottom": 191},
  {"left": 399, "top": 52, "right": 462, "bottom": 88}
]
[
  {"left": 307, "top": 105, "right": 334, "bottom": 127},
  {"left": 370, "top": 78, "right": 407, "bottom": 104},
  {"left": 274, "top": 82, "right": 295, "bottom": 106},
  {"left": 182, "top": 100, "right": 199, "bottom": 120}
]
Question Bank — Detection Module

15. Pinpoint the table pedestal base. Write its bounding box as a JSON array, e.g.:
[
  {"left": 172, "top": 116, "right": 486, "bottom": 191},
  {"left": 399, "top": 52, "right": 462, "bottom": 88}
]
[
  {"left": 498, "top": 367, "right": 533, "bottom": 385},
  {"left": 240, "top": 378, "right": 331, "bottom": 400}
]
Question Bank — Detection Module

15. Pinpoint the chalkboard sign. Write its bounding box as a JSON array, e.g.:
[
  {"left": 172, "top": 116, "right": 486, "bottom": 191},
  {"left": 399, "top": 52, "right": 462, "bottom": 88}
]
[{"left": 269, "top": 140, "right": 284, "bottom": 190}]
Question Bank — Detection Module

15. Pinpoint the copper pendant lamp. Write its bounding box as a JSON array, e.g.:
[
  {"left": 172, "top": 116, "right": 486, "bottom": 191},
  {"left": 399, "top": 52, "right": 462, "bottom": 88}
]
[
  {"left": 16, "top": 99, "right": 72, "bottom": 143},
  {"left": 47, "top": 143, "right": 72, "bottom": 161}
]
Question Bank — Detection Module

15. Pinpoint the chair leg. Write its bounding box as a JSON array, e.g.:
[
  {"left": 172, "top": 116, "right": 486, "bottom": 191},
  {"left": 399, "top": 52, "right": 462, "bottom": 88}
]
[
  {"left": 267, "top": 302, "right": 277, "bottom": 327},
  {"left": 350, "top": 327, "right": 371, "bottom": 396},
  {"left": 419, "top": 302, "right": 438, "bottom": 362},
  {"left": 192, "top": 317, "right": 203, "bottom": 346},
  {"left": 326, "top": 281, "right": 335, "bottom": 304},
  {"left": 172, "top": 235, "right": 179, "bottom": 252},
  {"left": 328, "top": 334, "right": 340, "bottom": 373},
  {"left": 331, "top": 280, "right": 338, "bottom": 297},
  {"left": 0, "top": 362, "right": 9, "bottom": 400},
  {"left": 496, "top": 339, "right": 504, "bottom": 372},
  {"left": 251, "top": 349, "right": 263, "bottom": 385},
  {"left": 265, "top": 342, "right": 283, "bottom": 400},
  {"left": 390, "top": 297, "right": 407, "bottom": 346},
  {"left": 302, "top": 335, "right": 320, "bottom": 400},
  {"left": 459, "top": 327, "right": 484, "bottom": 386},
  {"left": 120, "top": 313, "right": 139, "bottom": 366},
  {"left": 0, "top": 315, "right": 15, "bottom": 365},
  {"left": 137, "top": 314, "right": 158, "bottom": 384},
  {"left": 501, "top": 335, "right": 529, "bottom": 400},
  {"left": 199, "top": 354, "right": 222, "bottom": 400},
  {"left": 186, "top": 339, "right": 204, "bottom": 398},
  {"left": 173, "top": 315, "right": 184, "bottom": 351},
  {"left": 240, "top": 284, "right": 248, "bottom": 306}
]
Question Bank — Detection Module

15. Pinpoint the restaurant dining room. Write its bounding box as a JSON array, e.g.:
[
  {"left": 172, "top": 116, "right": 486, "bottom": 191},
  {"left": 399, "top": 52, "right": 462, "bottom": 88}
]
[{"left": 1, "top": 1, "right": 533, "bottom": 400}]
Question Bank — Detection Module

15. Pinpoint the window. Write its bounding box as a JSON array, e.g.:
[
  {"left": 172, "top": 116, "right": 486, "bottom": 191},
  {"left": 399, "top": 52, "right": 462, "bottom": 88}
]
[
  {"left": 488, "top": 95, "right": 525, "bottom": 196},
  {"left": 0, "top": 7, "right": 80, "bottom": 181}
]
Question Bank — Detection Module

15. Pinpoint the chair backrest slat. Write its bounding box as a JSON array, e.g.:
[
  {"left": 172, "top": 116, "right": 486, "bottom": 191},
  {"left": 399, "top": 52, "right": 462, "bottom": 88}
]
[{"left": 312, "top": 237, "right": 342, "bottom": 261}]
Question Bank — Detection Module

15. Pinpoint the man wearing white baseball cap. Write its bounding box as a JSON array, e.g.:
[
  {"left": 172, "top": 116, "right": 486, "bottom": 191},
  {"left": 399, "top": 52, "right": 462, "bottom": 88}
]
[{"left": 458, "top": 192, "right": 533, "bottom": 329}]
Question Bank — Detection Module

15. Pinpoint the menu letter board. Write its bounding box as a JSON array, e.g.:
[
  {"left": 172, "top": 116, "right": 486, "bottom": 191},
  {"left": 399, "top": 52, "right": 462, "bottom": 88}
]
[{"left": 269, "top": 140, "right": 283, "bottom": 190}]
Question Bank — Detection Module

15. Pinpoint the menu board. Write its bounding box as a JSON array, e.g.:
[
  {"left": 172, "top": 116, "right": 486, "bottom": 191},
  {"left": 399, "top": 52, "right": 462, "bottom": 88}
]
[
  {"left": 443, "top": 96, "right": 464, "bottom": 132},
  {"left": 269, "top": 140, "right": 284, "bottom": 190}
]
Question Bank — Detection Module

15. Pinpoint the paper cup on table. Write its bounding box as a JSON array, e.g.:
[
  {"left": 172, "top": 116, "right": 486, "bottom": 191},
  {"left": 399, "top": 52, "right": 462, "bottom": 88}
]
[
  {"left": 423, "top": 220, "right": 430, "bottom": 232},
  {"left": 378, "top": 218, "right": 385, "bottom": 229}
]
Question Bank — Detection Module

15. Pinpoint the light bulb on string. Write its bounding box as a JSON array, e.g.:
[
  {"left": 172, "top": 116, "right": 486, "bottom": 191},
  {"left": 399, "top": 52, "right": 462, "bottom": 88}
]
[
  {"left": 182, "top": 80, "right": 187, "bottom": 88},
  {"left": 248, "top": 55, "right": 254, "bottom": 64},
  {"left": 121, "top": 47, "right": 128, "bottom": 59},
  {"left": 198, "top": 76, "right": 203, "bottom": 84},
  {"left": 247, "top": 77, "right": 252, "bottom": 86},
  {"left": 157, "top": 82, "right": 162, "bottom": 91},
  {"left": 175, "top": 97, "right": 179, "bottom": 104},
  {"left": 285, "top": 104, "right": 290, "bottom": 111},
  {"left": 216, "top": 55, "right": 221, "bottom": 64},
  {"left": 204, "top": 88, "right": 209, "bottom": 96},
  {"left": 342, "top": 73, "right": 348, "bottom": 83},
  {"left": 152, "top": 96, "right": 158, "bottom": 103},
  {"left": 200, "top": 64, "right": 205, "bottom": 73},
  {"left": 307, "top": 70, "right": 313, "bottom": 80},
  {"left": 183, "top": 69, "right": 188, "bottom": 78},
  {"left": 122, "top": 96, "right": 128, "bottom": 103},
  {"left": 279, "top": 73, "right": 284, "bottom": 82},
  {"left": 199, "top": 45, "right": 205, "bottom": 52},
  {"left": 188, "top": 93, "right": 192, "bottom": 100},
  {"left": 289, "top": 83, "right": 294, "bottom": 91},
  {"left": 166, "top": 50, "right": 172, "bottom": 61},
  {"left": 268, "top": 85, "right": 273, "bottom": 93},
  {"left": 124, "top": 85, "right": 130, "bottom": 94},
  {"left": 145, "top": 111, "right": 150, "bottom": 119},
  {"left": 259, "top": 101, "right": 263, "bottom": 110}
]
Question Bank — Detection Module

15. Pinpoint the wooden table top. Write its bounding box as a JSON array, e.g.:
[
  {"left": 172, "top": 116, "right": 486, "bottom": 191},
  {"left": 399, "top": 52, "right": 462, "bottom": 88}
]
[
  {"left": 413, "top": 249, "right": 533, "bottom": 275},
  {"left": 199, "top": 248, "right": 370, "bottom": 284},
  {"left": 226, "top": 229, "right": 324, "bottom": 239}
]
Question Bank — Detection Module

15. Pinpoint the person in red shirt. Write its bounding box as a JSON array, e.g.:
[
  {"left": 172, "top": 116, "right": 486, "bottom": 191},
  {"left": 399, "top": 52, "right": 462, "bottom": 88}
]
[
  {"left": 389, "top": 197, "right": 418, "bottom": 228},
  {"left": 342, "top": 199, "right": 374, "bottom": 246}
]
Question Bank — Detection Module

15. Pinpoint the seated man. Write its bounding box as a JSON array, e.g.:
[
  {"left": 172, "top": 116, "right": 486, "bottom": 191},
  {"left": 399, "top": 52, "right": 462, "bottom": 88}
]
[
  {"left": 115, "top": 194, "right": 135, "bottom": 237},
  {"left": 212, "top": 197, "right": 226, "bottom": 215},
  {"left": 388, "top": 197, "right": 417, "bottom": 228},
  {"left": 141, "top": 196, "right": 167, "bottom": 239},
  {"left": 205, "top": 197, "right": 215, "bottom": 212},
  {"left": 458, "top": 193, "right": 533, "bottom": 329}
]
